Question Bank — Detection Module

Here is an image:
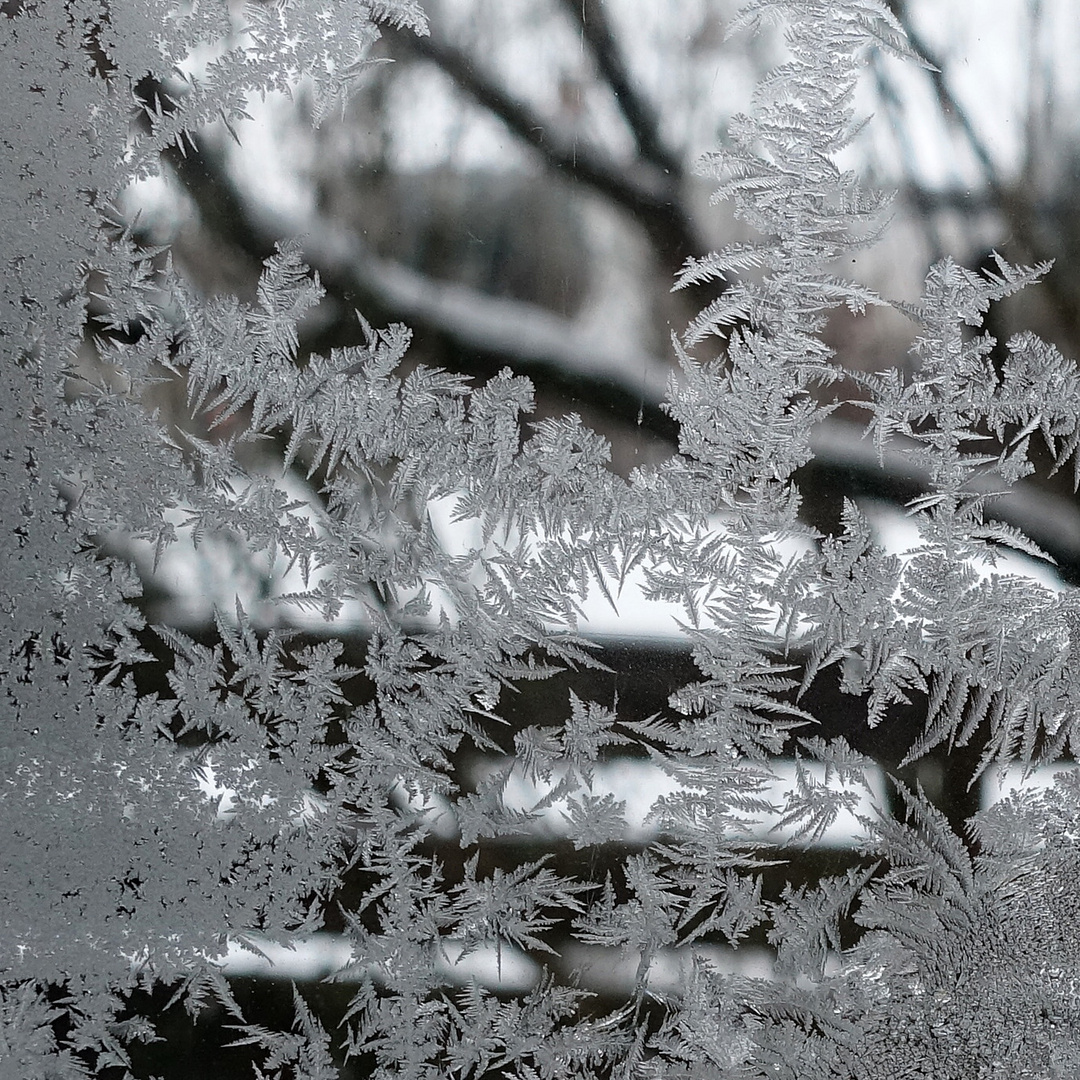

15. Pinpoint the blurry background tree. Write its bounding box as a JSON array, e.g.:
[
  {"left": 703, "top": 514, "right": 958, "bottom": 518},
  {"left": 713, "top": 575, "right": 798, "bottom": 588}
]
[{"left": 126, "top": 0, "right": 1080, "bottom": 576}]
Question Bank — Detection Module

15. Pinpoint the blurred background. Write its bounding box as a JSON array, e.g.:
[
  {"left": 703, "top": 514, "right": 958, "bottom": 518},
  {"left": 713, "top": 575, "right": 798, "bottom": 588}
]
[
  {"left": 97, "top": 1, "right": 1080, "bottom": 1073},
  {"left": 124, "top": 0, "right": 1080, "bottom": 547}
]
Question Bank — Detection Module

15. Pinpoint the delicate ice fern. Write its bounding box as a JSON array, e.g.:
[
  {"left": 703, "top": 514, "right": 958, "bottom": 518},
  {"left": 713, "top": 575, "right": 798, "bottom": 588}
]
[{"left": 3, "top": 0, "right": 1080, "bottom": 1077}]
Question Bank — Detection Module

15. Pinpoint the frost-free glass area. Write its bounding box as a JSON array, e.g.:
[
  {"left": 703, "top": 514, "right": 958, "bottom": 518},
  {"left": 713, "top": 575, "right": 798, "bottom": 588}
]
[{"left": 4, "top": 1, "right": 1080, "bottom": 1077}]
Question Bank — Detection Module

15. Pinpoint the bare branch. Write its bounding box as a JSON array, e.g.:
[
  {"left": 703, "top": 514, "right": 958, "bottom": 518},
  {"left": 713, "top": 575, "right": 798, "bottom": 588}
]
[
  {"left": 887, "top": 2, "right": 1079, "bottom": 337},
  {"left": 162, "top": 131, "right": 679, "bottom": 443},
  {"left": 556, "top": 0, "right": 682, "bottom": 177},
  {"left": 887, "top": 0, "right": 1002, "bottom": 191},
  {"left": 306, "top": 224, "right": 677, "bottom": 424},
  {"left": 381, "top": 26, "right": 704, "bottom": 271},
  {"left": 808, "top": 420, "right": 1080, "bottom": 576}
]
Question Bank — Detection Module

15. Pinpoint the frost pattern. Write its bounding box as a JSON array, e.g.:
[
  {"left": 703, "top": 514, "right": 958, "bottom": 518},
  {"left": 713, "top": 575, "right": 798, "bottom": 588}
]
[{"left": 2, "top": 0, "right": 1080, "bottom": 1077}]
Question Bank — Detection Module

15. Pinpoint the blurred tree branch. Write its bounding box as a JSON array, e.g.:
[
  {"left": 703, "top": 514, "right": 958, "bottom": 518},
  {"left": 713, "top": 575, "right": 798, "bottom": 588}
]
[
  {"left": 555, "top": 0, "right": 682, "bottom": 177},
  {"left": 162, "top": 130, "right": 679, "bottom": 443},
  {"left": 380, "top": 23, "right": 704, "bottom": 276},
  {"left": 886, "top": 0, "right": 1080, "bottom": 340}
]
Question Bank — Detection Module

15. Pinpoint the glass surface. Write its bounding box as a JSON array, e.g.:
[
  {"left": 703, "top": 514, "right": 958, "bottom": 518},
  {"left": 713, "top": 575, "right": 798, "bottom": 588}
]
[{"left": 3, "top": 1, "right": 1079, "bottom": 1075}]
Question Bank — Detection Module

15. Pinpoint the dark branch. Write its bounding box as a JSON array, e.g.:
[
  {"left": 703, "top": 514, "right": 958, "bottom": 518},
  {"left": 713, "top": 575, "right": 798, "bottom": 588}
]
[
  {"left": 887, "top": 1, "right": 1080, "bottom": 340},
  {"left": 163, "top": 119, "right": 1080, "bottom": 584},
  {"left": 381, "top": 26, "right": 704, "bottom": 272},
  {"left": 306, "top": 226, "right": 678, "bottom": 438},
  {"left": 556, "top": 0, "right": 682, "bottom": 178},
  {"left": 162, "top": 130, "right": 679, "bottom": 444},
  {"left": 888, "top": 1, "right": 1002, "bottom": 191}
]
